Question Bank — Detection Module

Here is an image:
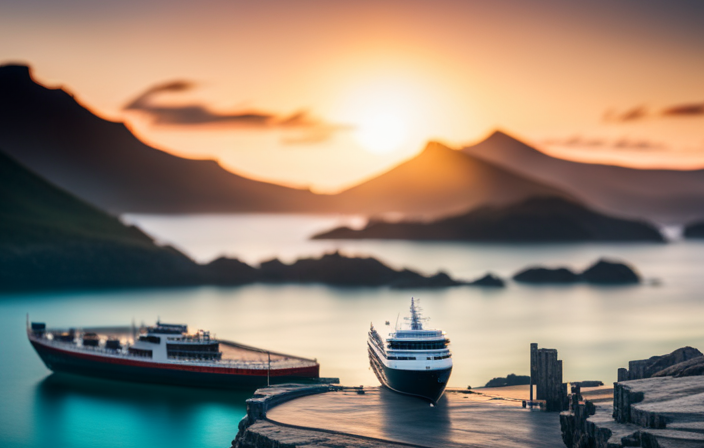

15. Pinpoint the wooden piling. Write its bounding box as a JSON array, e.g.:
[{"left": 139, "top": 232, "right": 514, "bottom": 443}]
[{"left": 529, "top": 343, "right": 567, "bottom": 412}]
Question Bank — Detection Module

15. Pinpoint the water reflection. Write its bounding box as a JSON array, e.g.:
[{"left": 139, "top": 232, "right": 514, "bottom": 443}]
[
  {"left": 377, "top": 387, "right": 451, "bottom": 443},
  {"left": 32, "top": 373, "right": 248, "bottom": 448}
]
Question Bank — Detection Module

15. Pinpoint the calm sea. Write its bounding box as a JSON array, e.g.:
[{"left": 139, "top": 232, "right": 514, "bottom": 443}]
[{"left": 2, "top": 214, "right": 703, "bottom": 448}]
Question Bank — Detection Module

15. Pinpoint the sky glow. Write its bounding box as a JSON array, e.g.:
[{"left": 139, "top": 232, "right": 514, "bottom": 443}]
[{"left": 2, "top": 0, "right": 703, "bottom": 191}]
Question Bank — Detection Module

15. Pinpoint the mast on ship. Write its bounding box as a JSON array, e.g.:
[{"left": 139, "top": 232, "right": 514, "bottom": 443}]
[{"left": 408, "top": 297, "right": 425, "bottom": 330}]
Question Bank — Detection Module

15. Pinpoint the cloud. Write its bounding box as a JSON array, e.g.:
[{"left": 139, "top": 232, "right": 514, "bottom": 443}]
[
  {"left": 124, "top": 81, "right": 195, "bottom": 110},
  {"left": 281, "top": 127, "right": 342, "bottom": 145},
  {"left": 543, "top": 136, "right": 667, "bottom": 152},
  {"left": 276, "top": 111, "right": 317, "bottom": 127},
  {"left": 543, "top": 136, "right": 606, "bottom": 147},
  {"left": 605, "top": 101, "right": 704, "bottom": 122},
  {"left": 661, "top": 102, "right": 704, "bottom": 117},
  {"left": 124, "top": 80, "right": 349, "bottom": 142},
  {"left": 127, "top": 104, "right": 274, "bottom": 126},
  {"left": 603, "top": 106, "right": 648, "bottom": 122},
  {"left": 612, "top": 138, "right": 666, "bottom": 151}
]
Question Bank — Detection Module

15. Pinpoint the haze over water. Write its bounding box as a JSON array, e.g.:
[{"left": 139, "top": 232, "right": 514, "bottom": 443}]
[{"left": 3, "top": 214, "right": 704, "bottom": 448}]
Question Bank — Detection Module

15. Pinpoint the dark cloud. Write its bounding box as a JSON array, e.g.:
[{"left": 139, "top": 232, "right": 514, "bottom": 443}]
[
  {"left": 603, "top": 106, "right": 648, "bottom": 122},
  {"left": 605, "top": 101, "right": 704, "bottom": 122},
  {"left": 619, "top": 106, "right": 648, "bottom": 122},
  {"left": 276, "top": 111, "right": 317, "bottom": 127},
  {"left": 542, "top": 136, "right": 605, "bottom": 147},
  {"left": 124, "top": 81, "right": 348, "bottom": 141},
  {"left": 124, "top": 80, "right": 195, "bottom": 110},
  {"left": 612, "top": 138, "right": 666, "bottom": 151},
  {"left": 661, "top": 102, "right": 704, "bottom": 117},
  {"left": 543, "top": 136, "right": 667, "bottom": 152},
  {"left": 127, "top": 104, "right": 274, "bottom": 126}
]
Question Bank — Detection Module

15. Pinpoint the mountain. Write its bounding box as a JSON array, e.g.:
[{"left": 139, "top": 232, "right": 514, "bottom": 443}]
[
  {"left": 0, "top": 150, "right": 476, "bottom": 290},
  {"left": 462, "top": 131, "right": 704, "bottom": 224},
  {"left": 0, "top": 65, "right": 577, "bottom": 218},
  {"left": 312, "top": 197, "right": 664, "bottom": 242},
  {"left": 0, "top": 149, "right": 202, "bottom": 289},
  {"left": 330, "top": 141, "right": 571, "bottom": 218},
  {"left": 0, "top": 65, "right": 328, "bottom": 214}
]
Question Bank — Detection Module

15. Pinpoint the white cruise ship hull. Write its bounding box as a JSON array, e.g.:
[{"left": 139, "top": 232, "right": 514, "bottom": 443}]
[{"left": 368, "top": 344, "right": 452, "bottom": 403}]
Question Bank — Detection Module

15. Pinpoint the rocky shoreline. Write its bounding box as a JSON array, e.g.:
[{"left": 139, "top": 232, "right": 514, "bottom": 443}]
[{"left": 560, "top": 347, "right": 704, "bottom": 448}]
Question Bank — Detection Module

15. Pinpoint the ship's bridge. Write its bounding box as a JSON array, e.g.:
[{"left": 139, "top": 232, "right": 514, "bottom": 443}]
[
  {"left": 148, "top": 322, "right": 187, "bottom": 335},
  {"left": 390, "top": 329, "right": 445, "bottom": 340},
  {"left": 387, "top": 329, "right": 450, "bottom": 351}
]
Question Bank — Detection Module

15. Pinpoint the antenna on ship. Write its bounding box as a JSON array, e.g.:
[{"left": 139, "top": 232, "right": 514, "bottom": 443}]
[{"left": 405, "top": 297, "right": 428, "bottom": 330}]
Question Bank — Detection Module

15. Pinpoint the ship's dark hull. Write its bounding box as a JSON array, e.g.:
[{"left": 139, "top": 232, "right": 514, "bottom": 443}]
[
  {"left": 368, "top": 345, "right": 452, "bottom": 403},
  {"left": 31, "top": 340, "right": 319, "bottom": 390}
]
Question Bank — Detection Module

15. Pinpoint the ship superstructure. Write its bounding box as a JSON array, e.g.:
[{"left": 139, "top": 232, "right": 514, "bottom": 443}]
[
  {"left": 367, "top": 298, "right": 453, "bottom": 403},
  {"left": 28, "top": 320, "right": 319, "bottom": 389}
]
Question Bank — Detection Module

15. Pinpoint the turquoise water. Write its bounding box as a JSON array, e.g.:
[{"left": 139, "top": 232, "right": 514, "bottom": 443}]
[
  {"left": 3, "top": 214, "right": 704, "bottom": 447},
  {"left": 0, "top": 293, "right": 251, "bottom": 448}
]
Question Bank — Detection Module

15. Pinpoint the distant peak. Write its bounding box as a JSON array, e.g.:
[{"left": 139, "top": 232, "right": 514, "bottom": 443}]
[
  {"left": 465, "top": 129, "right": 540, "bottom": 154},
  {"left": 420, "top": 140, "right": 453, "bottom": 154},
  {"left": 0, "top": 64, "right": 33, "bottom": 83},
  {"left": 485, "top": 129, "right": 518, "bottom": 142}
]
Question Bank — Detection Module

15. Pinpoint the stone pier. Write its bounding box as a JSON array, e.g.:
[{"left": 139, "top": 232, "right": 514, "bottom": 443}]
[{"left": 231, "top": 385, "right": 565, "bottom": 448}]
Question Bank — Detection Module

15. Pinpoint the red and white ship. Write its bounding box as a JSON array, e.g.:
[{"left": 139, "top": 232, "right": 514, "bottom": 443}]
[{"left": 27, "top": 320, "right": 320, "bottom": 389}]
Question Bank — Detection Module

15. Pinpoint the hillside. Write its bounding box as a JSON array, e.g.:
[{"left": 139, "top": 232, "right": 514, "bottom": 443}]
[
  {"left": 312, "top": 197, "right": 664, "bottom": 242},
  {"left": 0, "top": 65, "right": 329, "bottom": 214},
  {"left": 330, "top": 141, "right": 571, "bottom": 218},
  {"left": 463, "top": 131, "right": 704, "bottom": 224},
  {"left": 0, "top": 151, "right": 474, "bottom": 290},
  {"left": 0, "top": 149, "right": 202, "bottom": 289}
]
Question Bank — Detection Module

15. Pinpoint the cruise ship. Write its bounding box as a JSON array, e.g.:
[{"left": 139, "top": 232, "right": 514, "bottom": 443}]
[
  {"left": 27, "top": 319, "right": 319, "bottom": 389},
  {"left": 367, "top": 298, "right": 453, "bottom": 403}
]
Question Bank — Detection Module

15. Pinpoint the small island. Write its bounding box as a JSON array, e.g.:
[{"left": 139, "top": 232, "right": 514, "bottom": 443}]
[
  {"left": 205, "top": 251, "right": 490, "bottom": 289},
  {"left": 484, "top": 373, "right": 531, "bottom": 388},
  {"left": 312, "top": 196, "right": 665, "bottom": 243},
  {"left": 513, "top": 259, "right": 641, "bottom": 285},
  {"left": 683, "top": 221, "right": 704, "bottom": 239}
]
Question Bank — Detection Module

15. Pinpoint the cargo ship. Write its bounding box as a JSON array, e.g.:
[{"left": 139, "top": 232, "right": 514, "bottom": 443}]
[
  {"left": 368, "top": 298, "right": 452, "bottom": 403},
  {"left": 28, "top": 319, "right": 320, "bottom": 389}
]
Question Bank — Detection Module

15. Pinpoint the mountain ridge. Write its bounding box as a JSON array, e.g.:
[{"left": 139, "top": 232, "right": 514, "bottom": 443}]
[
  {"left": 0, "top": 64, "right": 329, "bottom": 214},
  {"left": 7, "top": 64, "right": 699, "bottom": 223},
  {"left": 463, "top": 130, "right": 704, "bottom": 224},
  {"left": 312, "top": 196, "right": 664, "bottom": 242},
  {"left": 0, "top": 148, "right": 479, "bottom": 291},
  {"left": 329, "top": 140, "right": 572, "bottom": 218}
]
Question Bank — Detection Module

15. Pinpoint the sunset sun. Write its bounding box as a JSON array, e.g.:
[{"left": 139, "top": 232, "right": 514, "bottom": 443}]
[{"left": 356, "top": 112, "right": 407, "bottom": 155}]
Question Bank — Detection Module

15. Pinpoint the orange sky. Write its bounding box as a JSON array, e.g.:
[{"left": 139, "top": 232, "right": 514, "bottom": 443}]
[{"left": 2, "top": 0, "right": 703, "bottom": 192}]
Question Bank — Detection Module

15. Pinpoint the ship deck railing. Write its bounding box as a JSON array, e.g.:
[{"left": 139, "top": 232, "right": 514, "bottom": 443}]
[
  {"left": 165, "top": 357, "right": 317, "bottom": 369},
  {"left": 32, "top": 335, "right": 317, "bottom": 370}
]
